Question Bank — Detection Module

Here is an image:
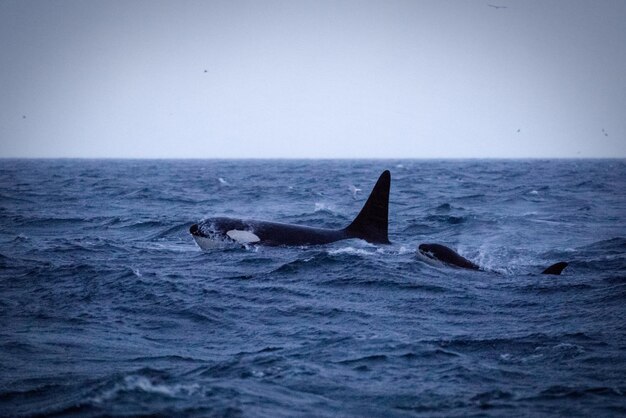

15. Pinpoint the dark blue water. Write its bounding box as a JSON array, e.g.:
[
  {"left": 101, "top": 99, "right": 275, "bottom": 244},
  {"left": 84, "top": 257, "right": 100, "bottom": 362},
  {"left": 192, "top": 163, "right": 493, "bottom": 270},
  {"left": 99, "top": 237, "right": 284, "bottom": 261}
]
[{"left": 1, "top": 159, "right": 625, "bottom": 417}]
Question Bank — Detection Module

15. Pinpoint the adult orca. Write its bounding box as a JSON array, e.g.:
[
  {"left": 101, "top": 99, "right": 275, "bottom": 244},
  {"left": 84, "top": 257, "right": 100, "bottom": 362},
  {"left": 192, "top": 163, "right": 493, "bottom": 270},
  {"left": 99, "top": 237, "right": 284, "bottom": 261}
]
[
  {"left": 190, "top": 170, "right": 390, "bottom": 249},
  {"left": 417, "top": 243, "right": 568, "bottom": 275}
]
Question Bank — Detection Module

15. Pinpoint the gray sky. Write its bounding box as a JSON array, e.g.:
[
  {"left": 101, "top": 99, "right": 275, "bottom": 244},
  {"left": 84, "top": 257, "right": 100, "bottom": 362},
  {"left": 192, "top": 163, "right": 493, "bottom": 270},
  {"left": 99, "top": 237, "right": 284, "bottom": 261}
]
[{"left": 1, "top": 0, "right": 625, "bottom": 158}]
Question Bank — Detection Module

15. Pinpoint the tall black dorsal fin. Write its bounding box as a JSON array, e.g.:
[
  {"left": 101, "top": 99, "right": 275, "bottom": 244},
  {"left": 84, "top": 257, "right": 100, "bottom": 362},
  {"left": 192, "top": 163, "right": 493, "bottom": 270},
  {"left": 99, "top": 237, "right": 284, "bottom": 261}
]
[
  {"left": 344, "top": 170, "right": 390, "bottom": 244},
  {"left": 542, "top": 261, "right": 568, "bottom": 275}
]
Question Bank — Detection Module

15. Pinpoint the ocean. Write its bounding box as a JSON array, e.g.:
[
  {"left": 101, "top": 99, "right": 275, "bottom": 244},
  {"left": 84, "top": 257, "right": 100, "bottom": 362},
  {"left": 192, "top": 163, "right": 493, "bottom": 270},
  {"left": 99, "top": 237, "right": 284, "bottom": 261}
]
[{"left": 1, "top": 159, "right": 625, "bottom": 417}]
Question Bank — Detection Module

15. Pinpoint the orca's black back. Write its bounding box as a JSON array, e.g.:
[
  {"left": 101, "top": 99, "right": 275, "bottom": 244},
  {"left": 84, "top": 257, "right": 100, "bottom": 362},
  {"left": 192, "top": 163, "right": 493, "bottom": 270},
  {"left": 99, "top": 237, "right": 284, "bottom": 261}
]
[{"left": 250, "top": 221, "right": 348, "bottom": 246}]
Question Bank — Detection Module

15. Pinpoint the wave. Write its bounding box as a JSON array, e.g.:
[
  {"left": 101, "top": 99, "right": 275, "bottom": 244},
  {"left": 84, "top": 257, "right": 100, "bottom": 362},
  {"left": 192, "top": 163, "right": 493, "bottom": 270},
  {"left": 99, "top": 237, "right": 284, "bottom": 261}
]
[
  {"left": 570, "top": 257, "right": 626, "bottom": 273},
  {"left": 456, "top": 193, "right": 486, "bottom": 201},
  {"left": 171, "top": 307, "right": 224, "bottom": 325},
  {"left": 89, "top": 216, "right": 125, "bottom": 227},
  {"left": 581, "top": 237, "right": 626, "bottom": 252},
  {"left": 90, "top": 373, "right": 201, "bottom": 404},
  {"left": 267, "top": 252, "right": 346, "bottom": 275},
  {"left": 469, "top": 389, "right": 514, "bottom": 406},
  {"left": 425, "top": 214, "right": 467, "bottom": 225},
  {"left": 401, "top": 222, "right": 437, "bottom": 234},
  {"left": 327, "top": 246, "right": 381, "bottom": 257},
  {"left": 0, "top": 193, "right": 35, "bottom": 204},
  {"left": 526, "top": 385, "right": 625, "bottom": 401},
  {"left": 518, "top": 282, "right": 595, "bottom": 294},
  {"left": 9, "top": 215, "right": 89, "bottom": 227},
  {"left": 118, "top": 187, "right": 152, "bottom": 198},
  {"left": 119, "top": 220, "right": 169, "bottom": 229},
  {"left": 314, "top": 202, "right": 335, "bottom": 213},
  {"left": 0, "top": 376, "right": 230, "bottom": 418},
  {"left": 146, "top": 222, "right": 192, "bottom": 240},
  {"left": 435, "top": 332, "right": 594, "bottom": 353},
  {"left": 335, "top": 354, "right": 388, "bottom": 367},
  {"left": 602, "top": 275, "right": 626, "bottom": 285}
]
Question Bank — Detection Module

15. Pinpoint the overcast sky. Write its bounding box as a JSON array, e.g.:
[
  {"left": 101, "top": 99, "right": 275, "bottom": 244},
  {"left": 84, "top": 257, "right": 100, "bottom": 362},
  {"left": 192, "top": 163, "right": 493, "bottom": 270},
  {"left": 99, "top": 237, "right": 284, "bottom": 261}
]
[{"left": 1, "top": 0, "right": 625, "bottom": 158}]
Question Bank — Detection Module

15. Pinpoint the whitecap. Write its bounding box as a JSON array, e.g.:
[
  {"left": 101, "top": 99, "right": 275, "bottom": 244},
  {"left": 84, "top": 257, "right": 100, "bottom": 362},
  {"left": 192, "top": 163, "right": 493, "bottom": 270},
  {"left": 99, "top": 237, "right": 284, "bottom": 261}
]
[
  {"left": 397, "top": 246, "right": 414, "bottom": 255},
  {"left": 328, "top": 247, "right": 375, "bottom": 256},
  {"left": 91, "top": 375, "right": 200, "bottom": 404},
  {"left": 314, "top": 202, "right": 334, "bottom": 213},
  {"left": 499, "top": 353, "right": 513, "bottom": 362}
]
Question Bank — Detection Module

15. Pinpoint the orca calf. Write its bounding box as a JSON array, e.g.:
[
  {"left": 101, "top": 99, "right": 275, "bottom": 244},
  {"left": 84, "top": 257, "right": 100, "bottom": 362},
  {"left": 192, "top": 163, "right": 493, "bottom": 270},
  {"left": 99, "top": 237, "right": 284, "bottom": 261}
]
[
  {"left": 190, "top": 170, "right": 390, "bottom": 249},
  {"left": 417, "top": 243, "right": 568, "bottom": 275},
  {"left": 417, "top": 243, "right": 480, "bottom": 271}
]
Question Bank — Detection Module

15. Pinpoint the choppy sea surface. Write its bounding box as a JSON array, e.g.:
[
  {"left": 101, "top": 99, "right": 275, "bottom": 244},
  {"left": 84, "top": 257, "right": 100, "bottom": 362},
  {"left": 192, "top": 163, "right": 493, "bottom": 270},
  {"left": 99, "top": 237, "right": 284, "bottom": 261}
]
[{"left": 1, "top": 159, "right": 625, "bottom": 417}]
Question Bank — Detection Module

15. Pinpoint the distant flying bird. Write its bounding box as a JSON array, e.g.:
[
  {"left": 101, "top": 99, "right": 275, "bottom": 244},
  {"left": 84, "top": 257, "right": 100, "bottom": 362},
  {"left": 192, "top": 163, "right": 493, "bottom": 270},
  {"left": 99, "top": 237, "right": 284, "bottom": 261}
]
[
  {"left": 488, "top": 4, "right": 507, "bottom": 9},
  {"left": 22, "top": 115, "right": 26, "bottom": 119},
  {"left": 516, "top": 128, "right": 521, "bottom": 133},
  {"left": 348, "top": 184, "right": 361, "bottom": 200},
  {"left": 203, "top": 69, "right": 208, "bottom": 73}
]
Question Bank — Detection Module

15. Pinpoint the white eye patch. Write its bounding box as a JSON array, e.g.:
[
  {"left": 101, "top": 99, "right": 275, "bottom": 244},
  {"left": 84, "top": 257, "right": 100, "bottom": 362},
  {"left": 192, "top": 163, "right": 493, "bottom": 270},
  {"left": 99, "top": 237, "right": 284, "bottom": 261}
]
[{"left": 226, "top": 229, "right": 261, "bottom": 244}]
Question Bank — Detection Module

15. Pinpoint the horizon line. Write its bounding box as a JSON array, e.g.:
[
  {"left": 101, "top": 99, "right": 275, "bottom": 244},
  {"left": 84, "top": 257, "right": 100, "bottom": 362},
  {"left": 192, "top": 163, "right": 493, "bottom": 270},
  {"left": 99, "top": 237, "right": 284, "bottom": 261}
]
[{"left": 1, "top": 156, "right": 625, "bottom": 161}]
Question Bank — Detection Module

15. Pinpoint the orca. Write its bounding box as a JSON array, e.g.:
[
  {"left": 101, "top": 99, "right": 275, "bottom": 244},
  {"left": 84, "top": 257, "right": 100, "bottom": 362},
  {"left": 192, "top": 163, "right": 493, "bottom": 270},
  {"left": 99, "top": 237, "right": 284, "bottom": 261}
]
[
  {"left": 190, "top": 170, "right": 390, "bottom": 249},
  {"left": 417, "top": 243, "right": 480, "bottom": 271},
  {"left": 417, "top": 243, "right": 568, "bottom": 275},
  {"left": 540, "top": 261, "right": 568, "bottom": 275}
]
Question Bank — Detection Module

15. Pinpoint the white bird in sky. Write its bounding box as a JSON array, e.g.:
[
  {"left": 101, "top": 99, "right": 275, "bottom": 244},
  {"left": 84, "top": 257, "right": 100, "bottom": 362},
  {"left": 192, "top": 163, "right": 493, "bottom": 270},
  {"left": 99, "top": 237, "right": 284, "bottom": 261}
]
[{"left": 348, "top": 184, "right": 361, "bottom": 200}]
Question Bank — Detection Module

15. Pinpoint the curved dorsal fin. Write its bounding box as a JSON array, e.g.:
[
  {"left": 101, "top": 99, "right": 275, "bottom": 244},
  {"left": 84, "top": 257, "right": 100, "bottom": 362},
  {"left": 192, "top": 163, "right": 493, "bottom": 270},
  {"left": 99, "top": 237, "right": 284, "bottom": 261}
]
[
  {"left": 542, "top": 261, "right": 568, "bottom": 275},
  {"left": 345, "top": 170, "right": 390, "bottom": 244}
]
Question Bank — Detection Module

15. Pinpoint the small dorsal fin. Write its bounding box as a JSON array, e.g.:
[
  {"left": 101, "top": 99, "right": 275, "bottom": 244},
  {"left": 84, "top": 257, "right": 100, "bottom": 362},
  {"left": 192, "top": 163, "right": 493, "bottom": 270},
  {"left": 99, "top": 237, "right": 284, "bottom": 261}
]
[
  {"left": 344, "top": 170, "right": 390, "bottom": 244},
  {"left": 542, "top": 261, "right": 568, "bottom": 275}
]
